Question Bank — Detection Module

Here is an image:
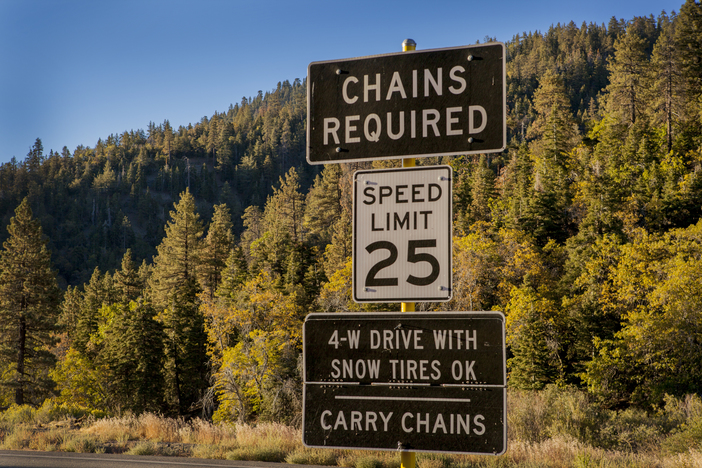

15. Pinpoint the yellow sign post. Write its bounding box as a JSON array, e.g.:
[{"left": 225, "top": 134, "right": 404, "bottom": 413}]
[{"left": 401, "top": 35, "right": 417, "bottom": 468}]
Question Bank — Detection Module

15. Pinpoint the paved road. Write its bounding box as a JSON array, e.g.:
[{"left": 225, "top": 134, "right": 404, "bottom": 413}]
[{"left": 0, "top": 451, "right": 323, "bottom": 468}]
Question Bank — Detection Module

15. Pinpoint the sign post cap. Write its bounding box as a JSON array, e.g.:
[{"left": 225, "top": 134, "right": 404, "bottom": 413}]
[{"left": 402, "top": 38, "right": 416, "bottom": 51}]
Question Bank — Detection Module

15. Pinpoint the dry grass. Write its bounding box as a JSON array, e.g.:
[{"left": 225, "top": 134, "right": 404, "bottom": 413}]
[
  {"left": 0, "top": 426, "right": 33, "bottom": 450},
  {"left": 80, "top": 415, "right": 300, "bottom": 459},
  {"left": 336, "top": 450, "right": 401, "bottom": 468},
  {"left": 661, "top": 450, "right": 702, "bottom": 468},
  {"left": 222, "top": 422, "right": 302, "bottom": 462},
  {"left": 3, "top": 391, "right": 702, "bottom": 466},
  {"left": 506, "top": 437, "right": 584, "bottom": 466},
  {"left": 125, "top": 440, "right": 187, "bottom": 457},
  {"left": 232, "top": 421, "right": 300, "bottom": 451},
  {"left": 3, "top": 415, "right": 702, "bottom": 466},
  {"left": 285, "top": 447, "right": 346, "bottom": 465},
  {"left": 83, "top": 413, "right": 236, "bottom": 444},
  {"left": 279, "top": 438, "right": 702, "bottom": 468},
  {"left": 0, "top": 426, "right": 103, "bottom": 454},
  {"left": 190, "top": 441, "right": 239, "bottom": 459}
]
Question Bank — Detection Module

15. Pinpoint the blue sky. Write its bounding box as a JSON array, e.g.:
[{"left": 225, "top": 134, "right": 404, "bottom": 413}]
[{"left": 0, "top": 0, "right": 683, "bottom": 165}]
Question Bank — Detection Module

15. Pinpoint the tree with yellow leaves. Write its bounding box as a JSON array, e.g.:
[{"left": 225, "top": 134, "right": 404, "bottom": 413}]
[
  {"left": 585, "top": 223, "right": 702, "bottom": 407},
  {"left": 208, "top": 272, "right": 303, "bottom": 423}
]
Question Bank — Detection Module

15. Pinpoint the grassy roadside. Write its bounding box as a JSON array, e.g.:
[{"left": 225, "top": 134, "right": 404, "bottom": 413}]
[{"left": 2, "top": 387, "right": 702, "bottom": 467}]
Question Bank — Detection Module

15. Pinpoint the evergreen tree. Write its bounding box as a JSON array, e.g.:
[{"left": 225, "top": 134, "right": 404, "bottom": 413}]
[
  {"left": 469, "top": 156, "right": 497, "bottom": 225},
  {"left": 304, "top": 164, "right": 342, "bottom": 245},
  {"left": 150, "top": 188, "right": 204, "bottom": 309},
  {"left": 264, "top": 167, "right": 306, "bottom": 243},
  {"left": 528, "top": 71, "right": 578, "bottom": 160},
  {"left": 113, "top": 249, "right": 144, "bottom": 303},
  {"left": 25, "top": 138, "right": 44, "bottom": 174},
  {"left": 207, "top": 114, "right": 220, "bottom": 166},
  {"left": 524, "top": 71, "right": 579, "bottom": 244},
  {"left": 149, "top": 188, "right": 208, "bottom": 415},
  {"left": 240, "top": 205, "right": 264, "bottom": 263},
  {"left": 200, "top": 204, "right": 233, "bottom": 299},
  {"left": 322, "top": 211, "right": 352, "bottom": 279},
  {"left": 71, "top": 268, "right": 114, "bottom": 357},
  {"left": 217, "top": 246, "right": 249, "bottom": 301},
  {"left": 502, "top": 145, "right": 535, "bottom": 231},
  {"left": 58, "top": 286, "right": 82, "bottom": 343},
  {"left": 0, "top": 198, "right": 61, "bottom": 405},
  {"left": 676, "top": 0, "right": 702, "bottom": 103},
  {"left": 506, "top": 285, "right": 565, "bottom": 389},
  {"left": 507, "top": 308, "right": 557, "bottom": 390},
  {"left": 101, "top": 300, "right": 166, "bottom": 414},
  {"left": 562, "top": 233, "right": 624, "bottom": 376},
  {"left": 650, "top": 14, "right": 682, "bottom": 153},
  {"left": 162, "top": 277, "right": 208, "bottom": 415},
  {"left": 606, "top": 30, "right": 650, "bottom": 125},
  {"left": 452, "top": 157, "right": 474, "bottom": 234}
]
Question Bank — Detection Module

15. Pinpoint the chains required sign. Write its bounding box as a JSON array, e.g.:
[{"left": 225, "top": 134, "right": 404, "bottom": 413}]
[
  {"left": 353, "top": 166, "right": 452, "bottom": 303},
  {"left": 307, "top": 43, "right": 506, "bottom": 164}
]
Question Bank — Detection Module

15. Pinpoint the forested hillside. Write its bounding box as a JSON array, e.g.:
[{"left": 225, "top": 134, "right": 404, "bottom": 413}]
[{"left": 1, "top": 1, "right": 701, "bottom": 423}]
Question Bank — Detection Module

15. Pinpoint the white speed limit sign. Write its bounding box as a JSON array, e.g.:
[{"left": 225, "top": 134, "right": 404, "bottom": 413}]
[{"left": 353, "top": 166, "right": 452, "bottom": 303}]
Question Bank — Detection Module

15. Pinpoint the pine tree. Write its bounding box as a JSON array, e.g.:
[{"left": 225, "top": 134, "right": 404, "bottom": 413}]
[
  {"left": 240, "top": 205, "right": 264, "bottom": 263},
  {"left": 207, "top": 114, "right": 220, "bottom": 166},
  {"left": 506, "top": 285, "right": 564, "bottom": 389},
  {"left": 242, "top": 168, "right": 308, "bottom": 282},
  {"left": 524, "top": 71, "right": 579, "bottom": 244},
  {"left": 502, "top": 145, "right": 535, "bottom": 231},
  {"left": 26, "top": 138, "right": 44, "bottom": 174},
  {"left": 162, "top": 277, "right": 208, "bottom": 415},
  {"left": 0, "top": 198, "right": 61, "bottom": 405},
  {"left": 113, "top": 249, "right": 144, "bottom": 303},
  {"left": 150, "top": 188, "right": 204, "bottom": 309},
  {"left": 58, "top": 286, "right": 82, "bottom": 343},
  {"left": 149, "top": 188, "right": 208, "bottom": 415},
  {"left": 322, "top": 210, "right": 352, "bottom": 279},
  {"left": 507, "top": 310, "right": 557, "bottom": 390},
  {"left": 650, "top": 14, "right": 682, "bottom": 153},
  {"left": 216, "top": 121, "right": 235, "bottom": 173},
  {"left": 469, "top": 156, "right": 497, "bottom": 225},
  {"left": 676, "top": 0, "right": 702, "bottom": 102},
  {"left": 606, "top": 30, "right": 650, "bottom": 125},
  {"left": 528, "top": 71, "right": 578, "bottom": 161},
  {"left": 264, "top": 167, "right": 306, "bottom": 243},
  {"left": 217, "top": 246, "right": 249, "bottom": 301},
  {"left": 72, "top": 268, "right": 114, "bottom": 357},
  {"left": 101, "top": 300, "right": 166, "bottom": 414},
  {"left": 304, "top": 164, "right": 342, "bottom": 245},
  {"left": 200, "top": 204, "right": 233, "bottom": 299}
]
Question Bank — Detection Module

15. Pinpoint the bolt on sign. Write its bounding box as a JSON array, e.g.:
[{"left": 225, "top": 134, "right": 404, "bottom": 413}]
[
  {"left": 302, "top": 312, "right": 507, "bottom": 455},
  {"left": 353, "top": 166, "right": 452, "bottom": 303},
  {"left": 307, "top": 43, "right": 506, "bottom": 164}
]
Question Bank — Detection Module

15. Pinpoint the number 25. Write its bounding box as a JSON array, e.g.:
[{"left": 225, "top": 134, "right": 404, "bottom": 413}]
[{"left": 365, "top": 240, "right": 440, "bottom": 287}]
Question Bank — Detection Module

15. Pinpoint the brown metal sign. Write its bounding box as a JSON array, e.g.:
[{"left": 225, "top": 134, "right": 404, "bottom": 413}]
[
  {"left": 307, "top": 43, "right": 506, "bottom": 164},
  {"left": 303, "top": 384, "right": 506, "bottom": 455},
  {"left": 302, "top": 312, "right": 507, "bottom": 454},
  {"left": 303, "top": 312, "right": 505, "bottom": 386}
]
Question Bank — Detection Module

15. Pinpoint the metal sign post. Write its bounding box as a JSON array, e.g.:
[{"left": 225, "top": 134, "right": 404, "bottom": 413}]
[{"left": 400, "top": 38, "right": 417, "bottom": 468}]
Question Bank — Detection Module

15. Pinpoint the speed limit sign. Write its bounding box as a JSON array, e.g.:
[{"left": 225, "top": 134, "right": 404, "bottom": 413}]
[{"left": 353, "top": 166, "right": 452, "bottom": 302}]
